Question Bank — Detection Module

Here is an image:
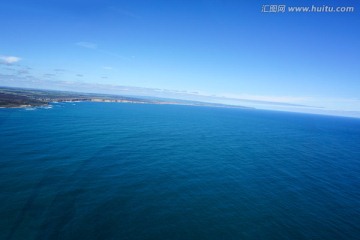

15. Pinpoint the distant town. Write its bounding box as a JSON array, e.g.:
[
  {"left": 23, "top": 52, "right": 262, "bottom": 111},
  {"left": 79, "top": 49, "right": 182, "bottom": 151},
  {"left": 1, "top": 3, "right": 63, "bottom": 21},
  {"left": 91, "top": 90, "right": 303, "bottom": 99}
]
[{"left": 0, "top": 86, "right": 252, "bottom": 109}]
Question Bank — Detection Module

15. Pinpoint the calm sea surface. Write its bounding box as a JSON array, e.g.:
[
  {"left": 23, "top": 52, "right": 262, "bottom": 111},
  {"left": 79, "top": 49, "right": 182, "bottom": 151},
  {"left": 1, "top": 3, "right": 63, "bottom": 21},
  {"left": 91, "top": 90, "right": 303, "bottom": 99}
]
[{"left": 0, "top": 102, "right": 359, "bottom": 240}]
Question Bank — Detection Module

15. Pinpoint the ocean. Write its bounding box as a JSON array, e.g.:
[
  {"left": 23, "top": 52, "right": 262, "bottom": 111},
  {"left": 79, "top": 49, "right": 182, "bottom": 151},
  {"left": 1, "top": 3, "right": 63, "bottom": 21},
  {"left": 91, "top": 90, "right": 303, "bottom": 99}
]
[{"left": 0, "top": 102, "right": 359, "bottom": 240}]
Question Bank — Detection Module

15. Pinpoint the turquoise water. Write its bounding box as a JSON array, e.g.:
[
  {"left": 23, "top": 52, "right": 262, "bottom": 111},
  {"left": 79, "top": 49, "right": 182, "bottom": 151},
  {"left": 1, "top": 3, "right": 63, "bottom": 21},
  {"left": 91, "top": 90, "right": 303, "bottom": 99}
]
[{"left": 0, "top": 102, "right": 359, "bottom": 240}]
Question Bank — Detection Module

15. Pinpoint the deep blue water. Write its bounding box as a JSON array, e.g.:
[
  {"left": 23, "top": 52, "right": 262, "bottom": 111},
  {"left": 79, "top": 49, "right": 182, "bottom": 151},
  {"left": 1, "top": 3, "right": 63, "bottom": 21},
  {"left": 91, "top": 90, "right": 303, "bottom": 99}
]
[{"left": 0, "top": 102, "right": 360, "bottom": 240}]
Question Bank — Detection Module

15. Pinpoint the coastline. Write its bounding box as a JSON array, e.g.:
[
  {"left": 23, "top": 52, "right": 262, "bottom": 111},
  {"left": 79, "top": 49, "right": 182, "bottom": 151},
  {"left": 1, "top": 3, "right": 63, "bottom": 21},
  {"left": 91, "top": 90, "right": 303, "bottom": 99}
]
[{"left": 0, "top": 87, "right": 252, "bottom": 110}]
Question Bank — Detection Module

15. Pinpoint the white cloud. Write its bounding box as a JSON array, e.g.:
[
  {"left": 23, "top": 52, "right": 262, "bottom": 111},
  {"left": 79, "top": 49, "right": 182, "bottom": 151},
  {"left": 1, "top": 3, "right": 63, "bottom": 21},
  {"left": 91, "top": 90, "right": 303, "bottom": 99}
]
[
  {"left": 76, "top": 42, "right": 131, "bottom": 61},
  {"left": 76, "top": 42, "right": 97, "bottom": 49},
  {"left": 0, "top": 55, "right": 21, "bottom": 64},
  {"left": 220, "top": 93, "right": 309, "bottom": 103}
]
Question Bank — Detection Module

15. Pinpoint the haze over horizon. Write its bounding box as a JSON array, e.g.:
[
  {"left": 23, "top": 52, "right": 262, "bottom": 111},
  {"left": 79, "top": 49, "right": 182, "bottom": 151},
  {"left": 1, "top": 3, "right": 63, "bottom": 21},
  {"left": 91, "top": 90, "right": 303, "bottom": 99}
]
[{"left": 1, "top": 0, "right": 359, "bottom": 117}]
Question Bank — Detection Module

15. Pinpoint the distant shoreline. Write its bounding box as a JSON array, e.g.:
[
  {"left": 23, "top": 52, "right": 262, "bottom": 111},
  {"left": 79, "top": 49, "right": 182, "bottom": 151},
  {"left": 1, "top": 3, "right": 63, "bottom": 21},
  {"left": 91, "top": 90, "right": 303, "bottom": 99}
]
[{"left": 0, "top": 86, "right": 252, "bottom": 110}]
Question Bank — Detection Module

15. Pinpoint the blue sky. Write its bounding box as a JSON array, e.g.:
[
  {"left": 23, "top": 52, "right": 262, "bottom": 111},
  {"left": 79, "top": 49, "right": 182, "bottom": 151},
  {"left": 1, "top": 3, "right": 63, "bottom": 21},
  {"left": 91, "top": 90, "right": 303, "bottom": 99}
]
[{"left": 1, "top": 0, "right": 360, "bottom": 117}]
